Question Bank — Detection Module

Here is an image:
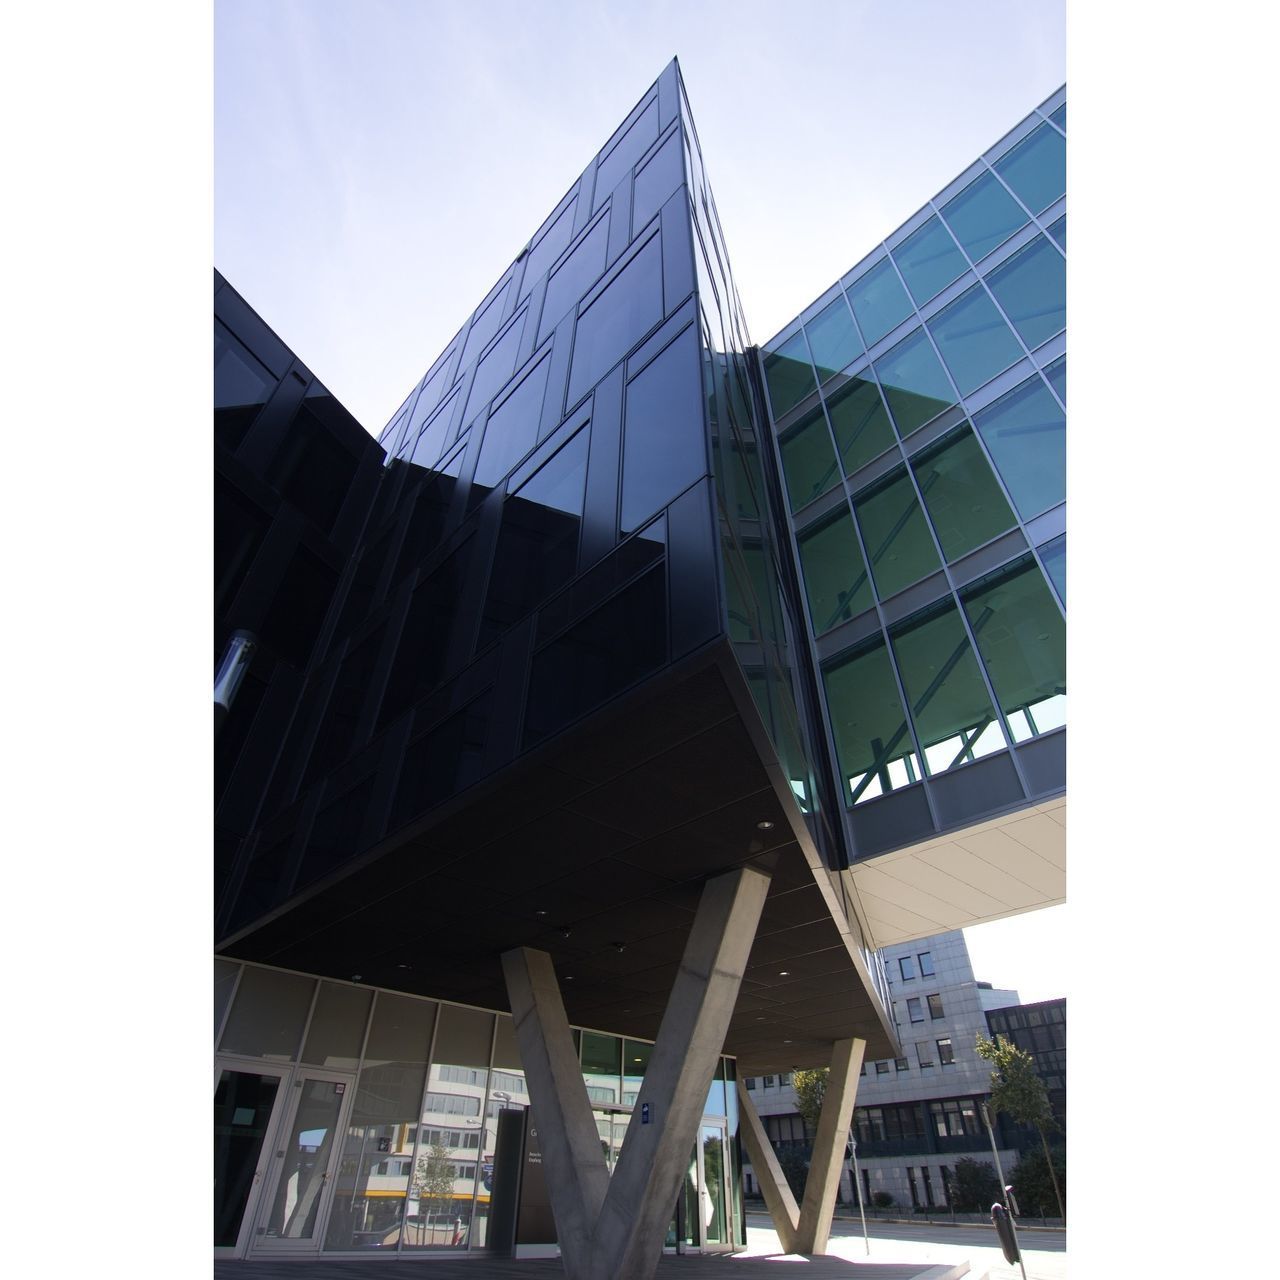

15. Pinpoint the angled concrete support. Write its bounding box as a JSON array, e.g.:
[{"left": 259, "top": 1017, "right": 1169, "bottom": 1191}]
[
  {"left": 501, "top": 864, "right": 772, "bottom": 1280},
  {"left": 500, "top": 946, "right": 611, "bottom": 1271},
  {"left": 738, "top": 1036, "right": 865, "bottom": 1256}
]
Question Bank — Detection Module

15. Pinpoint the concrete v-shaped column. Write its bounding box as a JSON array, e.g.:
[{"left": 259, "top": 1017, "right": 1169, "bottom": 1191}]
[
  {"left": 738, "top": 1035, "right": 866, "bottom": 1256},
  {"left": 502, "top": 864, "right": 772, "bottom": 1280}
]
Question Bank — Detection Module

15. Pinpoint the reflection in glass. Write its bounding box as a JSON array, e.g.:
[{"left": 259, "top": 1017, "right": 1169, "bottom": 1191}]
[
  {"left": 214, "top": 1069, "right": 281, "bottom": 1247},
  {"left": 622, "top": 327, "right": 705, "bottom": 533},
  {"left": 459, "top": 281, "right": 512, "bottom": 371},
  {"left": 700, "top": 1126, "right": 727, "bottom": 1245},
  {"left": 927, "top": 283, "right": 1024, "bottom": 396},
  {"left": 910, "top": 426, "right": 1016, "bottom": 561},
  {"left": 261, "top": 1078, "right": 346, "bottom": 1239},
  {"left": 463, "top": 311, "right": 525, "bottom": 426},
  {"left": 567, "top": 235, "right": 663, "bottom": 405},
  {"left": 473, "top": 353, "right": 552, "bottom": 494},
  {"left": 853, "top": 469, "right": 942, "bottom": 599},
  {"left": 1046, "top": 213, "right": 1066, "bottom": 253},
  {"left": 993, "top": 123, "right": 1066, "bottom": 214},
  {"left": 215, "top": 322, "right": 275, "bottom": 449},
  {"left": 522, "top": 197, "right": 577, "bottom": 296},
  {"left": 798, "top": 509, "right": 873, "bottom": 634},
  {"left": 1038, "top": 535, "right": 1066, "bottom": 604},
  {"left": 762, "top": 330, "right": 816, "bottom": 419},
  {"left": 972, "top": 374, "right": 1065, "bottom": 520},
  {"left": 219, "top": 966, "right": 315, "bottom": 1062},
  {"left": 891, "top": 602, "right": 1005, "bottom": 776},
  {"left": 823, "top": 639, "right": 919, "bottom": 805},
  {"left": 1044, "top": 354, "right": 1065, "bottom": 406},
  {"left": 825, "top": 376, "right": 896, "bottom": 475},
  {"left": 845, "top": 257, "right": 913, "bottom": 349},
  {"left": 891, "top": 216, "right": 968, "bottom": 306},
  {"left": 633, "top": 129, "right": 684, "bottom": 232},
  {"left": 805, "top": 295, "right": 863, "bottom": 383},
  {"left": 779, "top": 409, "right": 839, "bottom": 513},
  {"left": 984, "top": 235, "right": 1065, "bottom": 350},
  {"left": 595, "top": 97, "right": 659, "bottom": 201},
  {"left": 538, "top": 213, "right": 609, "bottom": 344},
  {"left": 301, "top": 981, "right": 373, "bottom": 1070},
  {"left": 873, "top": 329, "right": 956, "bottom": 437},
  {"left": 940, "top": 171, "right": 1028, "bottom": 263},
  {"left": 962, "top": 557, "right": 1066, "bottom": 742}
]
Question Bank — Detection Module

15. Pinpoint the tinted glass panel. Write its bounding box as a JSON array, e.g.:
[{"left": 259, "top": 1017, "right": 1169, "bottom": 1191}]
[
  {"left": 854, "top": 469, "right": 942, "bottom": 598},
  {"left": 595, "top": 98, "right": 659, "bottom": 201},
  {"left": 622, "top": 327, "right": 706, "bottom": 532},
  {"left": 1044, "top": 354, "right": 1065, "bottom": 405},
  {"left": 633, "top": 130, "right": 684, "bottom": 232},
  {"left": 459, "top": 281, "right": 511, "bottom": 370},
  {"left": 1050, "top": 103, "right": 1066, "bottom": 132},
  {"left": 911, "top": 426, "right": 1016, "bottom": 560},
  {"left": 473, "top": 353, "right": 552, "bottom": 493},
  {"left": 522, "top": 197, "right": 577, "bottom": 295},
  {"left": 797, "top": 508, "right": 873, "bottom": 634},
  {"left": 972, "top": 375, "right": 1065, "bottom": 519},
  {"left": 1039, "top": 534, "right": 1065, "bottom": 604},
  {"left": 805, "top": 295, "right": 863, "bottom": 383},
  {"left": 985, "top": 235, "right": 1065, "bottom": 350},
  {"left": 994, "top": 123, "right": 1066, "bottom": 213},
  {"left": 763, "top": 330, "right": 817, "bottom": 418},
  {"left": 463, "top": 311, "right": 525, "bottom": 424},
  {"left": 963, "top": 557, "right": 1066, "bottom": 742},
  {"left": 1046, "top": 213, "right": 1066, "bottom": 253},
  {"left": 823, "top": 639, "right": 918, "bottom": 805},
  {"left": 846, "top": 257, "right": 913, "bottom": 348},
  {"left": 892, "top": 216, "right": 968, "bottom": 306},
  {"left": 567, "top": 235, "right": 663, "bottom": 405},
  {"left": 939, "top": 171, "right": 1029, "bottom": 263},
  {"left": 539, "top": 213, "right": 609, "bottom": 343},
  {"left": 891, "top": 602, "right": 1004, "bottom": 775},
  {"left": 874, "top": 329, "right": 955, "bottom": 437},
  {"left": 219, "top": 966, "right": 315, "bottom": 1061},
  {"left": 927, "top": 283, "right": 1024, "bottom": 396},
  {"left": 779, "top": 409, "right": 839, "bottom": 513},
  {"left": 825, "top": 376, "right": 896, "bottom": 475}
]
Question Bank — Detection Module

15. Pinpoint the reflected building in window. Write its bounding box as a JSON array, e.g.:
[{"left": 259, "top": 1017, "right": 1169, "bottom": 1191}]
[{"left": 215, "top": 60, "right": 1064, "bottom": 1264}]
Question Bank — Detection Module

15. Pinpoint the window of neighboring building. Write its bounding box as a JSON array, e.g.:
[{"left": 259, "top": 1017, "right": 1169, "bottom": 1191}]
[
  {"left": 922, "top": 1166, "right": 936, "bottom": 1207},
  {"left": 928, "top": 994, "right": 945, "bottom": 1020},
  {"left": 898, "top": 955, "right": 917, "bottom": 981},
  {"left": 780, "top": 1072, "right": 792, "bottom": 1086},
  {"left": 940, "top": 1165, "right": 953, "bottom": 1206},
  {"left": 907, "top": 997, "right": 924, "bottom": 1023},
  {"left": 937, "top": 1037, "right": 955, "bottom": 1066},
  {"left": 895, "top": 1058, "right": 910, "bottom": 1072},
  {"left": 918, "top": 951, "right": 935, "bottom": 976},
  {"left": 745, "top": 1077, "right": 756, "bottom": 1091},
  {"left": 763, "top": 1075, "right": 775, "bottom": 1088},
  {"left": 876, "top": 1061, "right": 890, "bottom": 1075},
  {"left": 906, "top": 1167, "right": 920, "bottom": 1208},
  {"left": 916, "top": 1042, "right": 934, "bottom": 1069}
]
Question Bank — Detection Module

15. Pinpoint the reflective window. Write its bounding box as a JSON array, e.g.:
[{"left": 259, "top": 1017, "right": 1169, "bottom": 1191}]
[
  {"left": 984, "top": 235, "right": 1065, "bottom": 350},
  {"left": 1044, "top": 353, "right": 1065, "bottom": 405},
  {"left": 219, "top": 967, "right": 315, "bottom": 1061},
  {"left": 480, "top": 427, "right": 589, "bottom": 646},
  {"left": 910, "top": 425, "right": 1016, "bottom": 561},
  {"left": 1050, "top": 103, "right": 1066, "bottom": 133},
  {"left": 595, "top": 98, "right": 659, "bottom": 201},
  {"left": 805, "top": 295, "right": 863, "bottom": 383},
  {"left": 463, "top": 310, "right": 525, "bottom": 425},
  {"left": 1046, "top": 212, "right": 1066, "bottom": 253},
  {"left": 972, "top": 374, "right": 1065, "bottom": 519},
  {"left": 779, "top": 408, "right": 839, "bottom": 513},
  {"left": 215, "top": 322, "right": 274, "bottom": 449},
  {"left": 825, "top": 375, "right": 896, "bottom": 475},
  {"left": 891, "top": 216, "right": 968, "bottom": 306},
  {"left": 539, "top": 212, "right": 609, "bottom": 343},
  {"left": 918, "top": 951, "right": 935, "bottom": 977},
  {"left": 797, "top": 508, "right": 873, "bottom": 634},
  {"left": 993, "top": 123, "right": 1066, "bottom": 214},
  {"left": 939, "top": 171, "right": 1029, "bottom": 263},
  {"left": 1039, "top": 534, "right": 1066, "bottom": 604},
  {"left": 567, "top": 235, "right": 663, "bottom": 405},
  {"left": 300, "top": 981, "right": 372, "bottom": 1070},
  {"left": 822, "top": 638, "right": 919, "bottom": 805},
  {"left": 927, "top": 283, "right": 1023, "bottom": 396},
  {"left": 623, "top": 328, "right": 705, "bottom": 532},
  {"left": 907, "top": 997, "right": 923, "bottom": 1022},
  {"left": 522, "top": 197, "right": 577, "bottom": 294},
  {"left": 898, "top": 954, "right": 916, "bottom": 980},
  {"left": 873, "top": 329, "right": 956, "bottom": 437},
  {"left": 846, "top": 257, "right": 913, "bottom": 349},
  {"left": 473, "top": 353, "right": 552, "bottom": 494},
  {"left": 763, "top": 330, "right": 816, "bottom": 419},
  {"left": 459, "top": 281, "right": 512, "bottom": 371},
  {"left": 632, "top": 129, "right": 684, "bottom": 232},
  {"left": 890, "top": 601, "right": 1005, "bottom": 776},
  {"left": 409, "top": 388, "right": 460, "bottom": 472},
  {"left": 962, "top": 556, "right": 1066, "bottom": 742},
  {"left": 854, "top": 468, "right": 942, "bottom": 598}
]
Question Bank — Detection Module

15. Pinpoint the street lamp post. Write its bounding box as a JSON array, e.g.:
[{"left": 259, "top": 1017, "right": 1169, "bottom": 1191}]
[
  {"left": 847, "top": 1135, "right": 869, "bottom": 1256},
  {"left": 980, "top": 1101, "right": 1027, "bottom": 1280}
]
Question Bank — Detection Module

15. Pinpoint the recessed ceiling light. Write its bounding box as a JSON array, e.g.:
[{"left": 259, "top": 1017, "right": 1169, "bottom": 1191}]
[
  {"left": 756, "top": 820, "right": 775, "bottom": 830},
  {"left": 783, "top": 1039, "right": 793, "bottom": 1044},
  {"left": 396, "top": 963, "right": 412, "bottom": 970},
  {"left": 351, "top": 975, "right": 363, "bottom": 982},
  {"left": 564, "top": 975, "right": 575, "bottom": 981},
  {"left": 633, "top": 1057, "right": 642, "bottom": 1063},
  {"left": 535, "top": 909, "right": 548, "bottom": 917},
  {"left": 779, "top": 970, "right": 790, "bottom": 977}
]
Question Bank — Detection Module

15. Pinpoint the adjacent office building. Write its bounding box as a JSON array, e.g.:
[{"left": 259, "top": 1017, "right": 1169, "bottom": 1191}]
[{"left": 214, "top": 59, "right": 1064, "bottom": 1273}]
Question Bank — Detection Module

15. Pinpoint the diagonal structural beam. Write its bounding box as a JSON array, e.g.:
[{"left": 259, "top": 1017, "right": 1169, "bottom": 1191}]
[
  {"left": 738, "top": 1036, "right": 866, "bottom": 1256},
  {"left": 500, "top": 946, "right": 612, "bottom": 1272},
  {"left": 590, "top": 864, "right": 772, "bottom": 1279}
]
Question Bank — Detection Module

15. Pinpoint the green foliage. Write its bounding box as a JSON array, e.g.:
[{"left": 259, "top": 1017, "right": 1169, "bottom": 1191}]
[
  {"left": 775, "top": 1144, "right": 809, "bottom": 1199},
  {"left": 791, "top": 1067, "right": 829, "bottom": 1134},
  {"left": 974, "top": 1034, "right": 1055, "bottom": 1132},
  {"left": 414, "top": 1142, "right": 456, "bottom": 1216},
  {"left": 871, "top": 1190, "right": 894, "bottom": 1209},
  {"left": 1011, "top": 1144, "right": 1066, "bottom": 1217},
  {"left": 947, "top": 1157, "right": 1000, "bottom": 1211}
]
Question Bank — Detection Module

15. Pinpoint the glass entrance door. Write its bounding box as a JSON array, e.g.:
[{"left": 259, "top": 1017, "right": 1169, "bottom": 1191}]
[
  {"left": 249, "top": 1070, "right": 354, "bottom": 1254},
  {"left": 214, "top": 1062, "right": 289, "bottom": 1257},
  {"left": 697, "top": 1123, "right": 730, "bottom": 1251}
]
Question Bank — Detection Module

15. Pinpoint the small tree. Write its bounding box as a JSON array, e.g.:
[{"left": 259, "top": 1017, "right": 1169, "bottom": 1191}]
[
  {"left": 975, "top": 1033, "right": 1065, "bottom": 1220},
  {"left": 775, "top": 1144, "right": 809, "bottom": 1199},
  {"left": 948, "top": 1157, "right": 1000, "bottom": 1211},
  {"left": 791, "top": 1068, "right": 829, "bottom": 1135},
  {"left": 1011, "top": 1143, "right": 1066, "bottom": 1218},
  {"left": 414, "top": 1142, "right": 456, "bottom": 1220},
  {"left": 871, "top": 1190, "right": 894, "bottom": 1209}
]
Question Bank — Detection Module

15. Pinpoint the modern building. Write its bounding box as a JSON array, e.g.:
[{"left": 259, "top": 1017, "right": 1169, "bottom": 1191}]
[
  {"left": 985, "top": 996, "right": 1067, "bottom": 1132},
  {"left": 214, "top": 58, "right": 1064, "bottom": 1277}
]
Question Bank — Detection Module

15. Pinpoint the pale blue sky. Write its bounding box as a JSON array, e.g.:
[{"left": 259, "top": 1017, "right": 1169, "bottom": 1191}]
[{"left": 216, "top": 0, "right": 1064, "bottom": 434}]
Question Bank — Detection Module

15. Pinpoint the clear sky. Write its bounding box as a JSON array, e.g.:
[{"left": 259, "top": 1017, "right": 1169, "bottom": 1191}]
[{"left": 215, "top": 0, "right": 1065, "bottom": 435}]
